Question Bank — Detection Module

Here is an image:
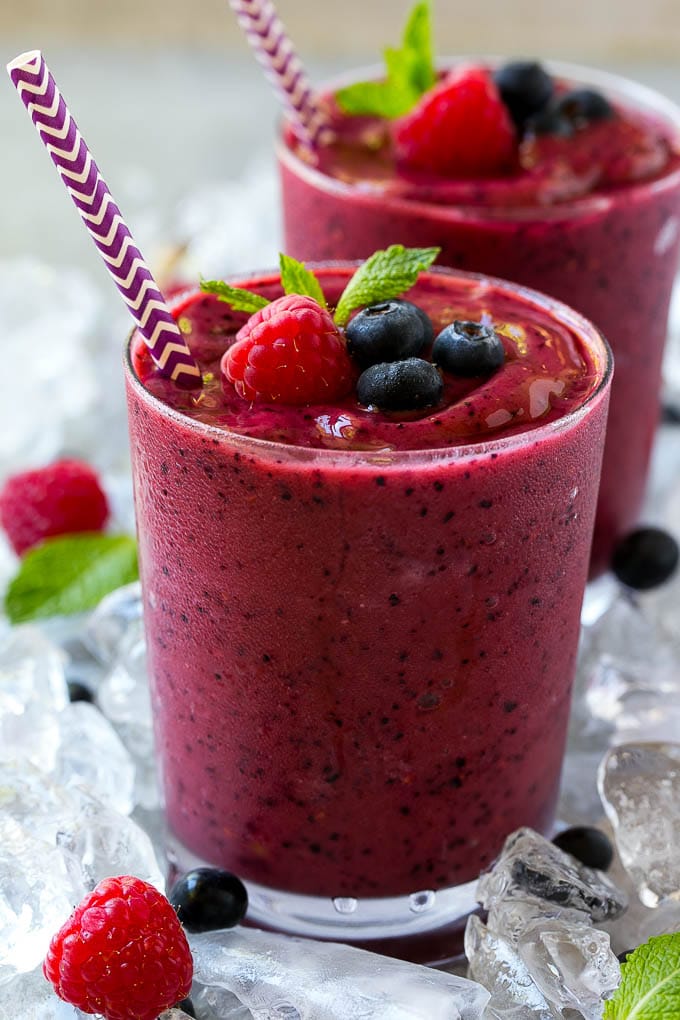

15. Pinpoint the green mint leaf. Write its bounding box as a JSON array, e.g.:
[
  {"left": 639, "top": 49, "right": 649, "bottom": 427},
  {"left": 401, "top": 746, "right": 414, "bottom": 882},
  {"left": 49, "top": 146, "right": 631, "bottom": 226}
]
[
  {"left": 603, "top": 932, "right": 680, "bottom": 1019},
  {"left": 334, "top": 244, "right": 440, "bottom": 326},
  {"left": 200, "top": 279, "right": 270, "bottom": 313},
  {"left": 335, "top": 79, "right": 417, "bottom": 120},
  {"left": 279, "top": 254, "right": 327, "bottom": 308},
  {"left": 5, "top": 534, "right": 139, "bottom": 623},
  {"left": 335, "top": 1, "right": 434, "bottom": 119}
]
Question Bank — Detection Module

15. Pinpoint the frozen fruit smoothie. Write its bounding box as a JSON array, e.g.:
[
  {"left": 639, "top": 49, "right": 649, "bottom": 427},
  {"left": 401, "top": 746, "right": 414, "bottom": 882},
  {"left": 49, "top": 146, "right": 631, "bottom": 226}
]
[
  {"left": 278, "top": 59, "right": 680, "bottom": 575},
  {"left": 125, "top": 259, "right": 611, "bottom": 946}
]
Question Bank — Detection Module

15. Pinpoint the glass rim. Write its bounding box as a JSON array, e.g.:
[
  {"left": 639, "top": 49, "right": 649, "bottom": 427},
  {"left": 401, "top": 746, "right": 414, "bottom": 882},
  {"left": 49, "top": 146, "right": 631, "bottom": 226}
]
[
  {"left": 124, "top": 262, "right": 613, "bottom": 467},
  {"left": 276, "top": 57, "right": 680, "bottom": 223}
]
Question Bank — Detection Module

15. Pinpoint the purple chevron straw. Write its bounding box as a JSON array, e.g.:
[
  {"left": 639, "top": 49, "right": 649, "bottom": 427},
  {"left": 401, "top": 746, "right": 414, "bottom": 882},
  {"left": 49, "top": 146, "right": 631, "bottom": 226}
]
[
  {"left": 7, "top": 50, "right": 202, "bottom": 389},
  {"left": 228, "top": 0, "right": 334, "bottom": 157}
]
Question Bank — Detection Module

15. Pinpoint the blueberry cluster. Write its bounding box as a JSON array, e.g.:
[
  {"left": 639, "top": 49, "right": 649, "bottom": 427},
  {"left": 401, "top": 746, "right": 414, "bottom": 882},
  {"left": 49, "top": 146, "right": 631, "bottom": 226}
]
[
  {"left": 346, "top": 299, "right": 505, "bottom": 411},
  {"left": 493, "top": 60, "right": 614, "bottom": 138}
]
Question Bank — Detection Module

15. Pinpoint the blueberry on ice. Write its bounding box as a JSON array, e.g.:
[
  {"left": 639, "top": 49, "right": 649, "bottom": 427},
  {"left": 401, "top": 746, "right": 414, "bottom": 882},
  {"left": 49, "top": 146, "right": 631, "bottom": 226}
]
[
  {"left": 67, "top": 680, "right": 95, "bottom": 703},
  {"left": 169, "top": 867, "right": 248, "bottom": 932},
  {"left": 432, "top": 320, "right": 505, "bottom": 377},
  {"left": 494, "top": 60, "right": 554, "bottom": 128},
  {"left": 552, "top": 826, "right": 614, "bottom": 872},
  {"left": 611, "top": 526, "right": 679, "bottom": 590},
  {"left": 357, "top": 358, "right": 443, "bottom": 410},
  {"left": 345, "top": 299, "right": 433, "bottom": 366}
]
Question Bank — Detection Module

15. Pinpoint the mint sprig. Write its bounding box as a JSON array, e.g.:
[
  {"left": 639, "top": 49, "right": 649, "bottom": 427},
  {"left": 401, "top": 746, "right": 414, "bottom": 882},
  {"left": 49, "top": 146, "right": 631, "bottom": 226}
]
[
  {"left": 336, "top": 1, "right": 435, "bottom": 119},
  {"left": 333, "top": 244, "right": 439, "bottom": 326},
  {"left": 5, "top": 534, "right": 139, "bottom": 623},
  {"left": 603, "top": 932, "right": 680, "bottom": 1019},
  {"left": 198, "top": 246, "right": 439, "bottom": 328},
  {"left": 279, "top": 254, "right": 328, "bottom": 308},
  {"left": 200, "top": 279, "right": 270, "bottom": 313}
]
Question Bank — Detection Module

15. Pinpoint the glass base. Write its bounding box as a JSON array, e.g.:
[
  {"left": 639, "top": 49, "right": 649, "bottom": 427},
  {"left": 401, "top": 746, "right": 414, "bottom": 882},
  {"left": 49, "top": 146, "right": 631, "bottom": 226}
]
[{"left": 165, "top": 831, "right": 479, "bottom": 965}]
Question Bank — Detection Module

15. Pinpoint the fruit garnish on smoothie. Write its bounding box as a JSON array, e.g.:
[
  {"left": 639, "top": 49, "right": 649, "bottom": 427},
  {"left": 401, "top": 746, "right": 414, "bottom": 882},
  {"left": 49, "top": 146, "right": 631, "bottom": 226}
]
[
  {"left": 132, "top": 246, "right": 602, "bottom": 451},
  {"left": 316, "top": 1, "right": 671, "bottom": 202}
]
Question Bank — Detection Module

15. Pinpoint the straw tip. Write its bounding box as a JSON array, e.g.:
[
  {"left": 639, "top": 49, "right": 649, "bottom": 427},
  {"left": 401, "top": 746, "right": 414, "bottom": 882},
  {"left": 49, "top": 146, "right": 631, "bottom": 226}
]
[{"left": 7, "top": 50, "right": 42, "bottom": 78}]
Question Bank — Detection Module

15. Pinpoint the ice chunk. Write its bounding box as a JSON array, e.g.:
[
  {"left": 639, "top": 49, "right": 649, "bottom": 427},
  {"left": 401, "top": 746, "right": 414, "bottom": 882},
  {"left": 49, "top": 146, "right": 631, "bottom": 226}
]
[
  {"left": 190, "top": 926, "right": 489, "bottom": 1020},
  {"left": 517, "top": 918, "right": 620, "bottom": 1019},
  {"left": 0, "top": 818, "right": 77, "bottom": 983},
  {"left": 477, "top": 829, "right": 627, "bottom": 923},
  {"left": 486, "top": 893, "right": 590, "bottom": 948},
  {"left": 0, "top": 628, "right": 68, "bottom": 772},
  {"left": 0, "top": 965, "right": 86, "bottom": 1018},
  {"left": 54, "top": 701, "right": 135, "bottom": 815},
  {"left": 597, "top": 742, "right": 680, "bottom": 907},
  {"left": 84, "top": 582, "right": 143, "bottom": 666},
  {"left": 464, "top": 915, "right": 556, "bottom": 1019}
]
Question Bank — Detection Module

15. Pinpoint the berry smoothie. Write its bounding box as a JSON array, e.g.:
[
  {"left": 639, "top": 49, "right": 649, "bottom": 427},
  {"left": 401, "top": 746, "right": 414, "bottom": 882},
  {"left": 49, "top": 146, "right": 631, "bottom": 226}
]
[
  {"left": 278, "top": 62, "right": 680, "bottom": 574},
  {"left": 125, "top": 264, "right": 611, "bottom": 947}
]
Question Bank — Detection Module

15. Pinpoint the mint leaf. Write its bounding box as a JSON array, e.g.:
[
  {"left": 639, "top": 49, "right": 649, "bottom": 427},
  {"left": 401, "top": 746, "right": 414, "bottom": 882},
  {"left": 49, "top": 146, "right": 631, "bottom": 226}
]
[
  {"left": 334, "top": 244, "right": 440, "bottom": 326},
  {"left": 200, "top": 279, "right": 270, "bottom": 313},
  {"left": 336, "top": 1, "right": 435, "bottom": 119},
  {"left": 279, "top": 254, "right": 327, "bottom": 308},
  {"left": 5, "top": 534, "right": 139, "bottom": 623},
  {"left": 603, "top": 932, "right": 680, "bottom": 1019}
]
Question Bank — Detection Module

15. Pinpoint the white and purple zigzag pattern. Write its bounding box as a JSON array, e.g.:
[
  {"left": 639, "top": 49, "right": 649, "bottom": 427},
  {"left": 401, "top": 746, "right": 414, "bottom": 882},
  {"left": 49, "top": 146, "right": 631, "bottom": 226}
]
[
  {"left": 8, "top": 51, "right": 201, "bottom": 387},
  {"left": 229, "top": 0, "right": 333, "bottom": 150}
]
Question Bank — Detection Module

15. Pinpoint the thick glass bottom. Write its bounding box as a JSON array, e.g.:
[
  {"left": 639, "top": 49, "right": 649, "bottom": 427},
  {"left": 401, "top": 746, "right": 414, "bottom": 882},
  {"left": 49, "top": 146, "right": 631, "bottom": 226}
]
[{"left": 165, "top": 831, "right": 479, "bottom": 965}]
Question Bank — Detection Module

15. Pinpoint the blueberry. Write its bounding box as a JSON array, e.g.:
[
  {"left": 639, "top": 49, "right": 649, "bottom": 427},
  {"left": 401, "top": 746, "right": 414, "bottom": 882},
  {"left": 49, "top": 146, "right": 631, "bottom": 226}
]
[
  {"left": 611, "top": 526, "right": 679, "bottom": 590},
  {"left": 552, "top": 826, "right": 614, "bottom": 872},
  {"left": 432, "top": 321, "right": 505, "bottom": 377},
  {"left": 169, "top": 867, "right": 248, "bottom": 932},
  {"left": 555, "top": 88, "right": 614, "bottom": 127},
  {"left": 356, "top": 358, "right": 443, "bottom": 411},
  {"left": 525, "top": 103, "right": 575, "bottom": 137},
  {"left": 345, "top": 300, "right": 433, "bottom": 366},
  {"left": 67, "top": 680, "right": 94, "bottom": 703},
  {"left": 494, "top": 60, "right": 554, "bottom": 129},
  {"left": 661, "top": 401, "right": 680, "bottom": 425}
]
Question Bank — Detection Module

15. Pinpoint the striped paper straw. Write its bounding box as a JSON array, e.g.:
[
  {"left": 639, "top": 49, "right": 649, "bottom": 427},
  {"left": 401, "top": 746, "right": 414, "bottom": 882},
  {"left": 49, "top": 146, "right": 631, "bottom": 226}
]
[
  {"left": 228, "top": 0, "right": 334, "bottom": 156},
  {"left": 7, "top": 50, "right": 202, "bottom": 389}
]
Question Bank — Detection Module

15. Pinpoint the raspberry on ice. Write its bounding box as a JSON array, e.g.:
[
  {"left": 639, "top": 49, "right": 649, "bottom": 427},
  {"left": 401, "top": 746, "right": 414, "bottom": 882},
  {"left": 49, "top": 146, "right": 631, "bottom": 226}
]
[
  {"left": 42, "top": 875, "right": 193, "bottom": 1020},
  {"left": 393, "top": 66, "right": 517, "bottom": 178},
  {"left": 222, "top": 292, "right": 355, "bottom": 405},
  {"left": 0, "top": 458, "right": 109, "bottom": 555}
]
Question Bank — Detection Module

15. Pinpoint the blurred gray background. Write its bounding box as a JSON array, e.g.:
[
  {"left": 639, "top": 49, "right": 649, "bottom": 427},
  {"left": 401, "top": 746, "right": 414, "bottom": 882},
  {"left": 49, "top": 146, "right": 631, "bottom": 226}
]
[{"left": 2, "top": 0, "right": 680, "bottom": 272}]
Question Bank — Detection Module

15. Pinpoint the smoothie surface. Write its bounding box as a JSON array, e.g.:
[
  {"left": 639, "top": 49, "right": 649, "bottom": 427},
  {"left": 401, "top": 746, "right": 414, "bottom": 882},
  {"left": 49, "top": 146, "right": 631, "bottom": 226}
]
[
  {"left": 285, "top": 73, "right": 680, "bottom": 209},
  {"left": 132, "top": 269, "right": 603, "bottom": 453}
]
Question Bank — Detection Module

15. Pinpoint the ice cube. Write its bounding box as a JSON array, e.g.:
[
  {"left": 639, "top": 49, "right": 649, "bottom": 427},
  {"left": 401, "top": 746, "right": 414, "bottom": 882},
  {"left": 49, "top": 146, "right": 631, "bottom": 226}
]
[
  {"left": 190, "top": 926, "right": 490, "bottom": 1020},
  {"left": 517, "top": 918, "right": 620, "bottom": 1019},
  {"left": 0, "top": 965, "right": 86, "bottom": 1018},
  {"left": 0, "top": 818, "right": 77, "bottom": 983},
  {"left": 54, "top": 701, "right": 135, "bottom": 816},
  {"left": 477, "top": 829, "right": 627, "bottom": 922},
  {"left": 486, "top": 893, "right": 590, "bottom": 948},
  {"left": 597, "top": 742, "right": 680, "bottom": 907},
  {"left": 84, "top": 582, "right": 143, "bottom": 666},
  {"left": 0, "top": 627, "right": 68, "bottom": 772},
  {"left": 464, "top": 915, "right": 557, "bottom": 1018}
]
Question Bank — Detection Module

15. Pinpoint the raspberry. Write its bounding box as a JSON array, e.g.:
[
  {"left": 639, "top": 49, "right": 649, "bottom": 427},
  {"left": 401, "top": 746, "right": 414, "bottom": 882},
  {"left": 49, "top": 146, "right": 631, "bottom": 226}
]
[
  {"left": 222, "top": 293, "right": 354, "bottom": 404},
  {"left": 0, "top": 459, "right": 109, "bottom": 555},
  {"left": 393, "top": 66, "right": 517, "bottom": 178},
  {"left": 43, "top": 875, "right": 193, "bottom": 1020}
]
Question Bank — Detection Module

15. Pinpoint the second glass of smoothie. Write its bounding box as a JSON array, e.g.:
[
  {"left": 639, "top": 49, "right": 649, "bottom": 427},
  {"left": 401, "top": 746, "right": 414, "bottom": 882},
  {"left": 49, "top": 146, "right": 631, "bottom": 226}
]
[
  {"left": 278, "top": 62, "right": 680, "bottom": 574},
  {"left": 125, "top": 262, "right": 611, "bottom": 960}
]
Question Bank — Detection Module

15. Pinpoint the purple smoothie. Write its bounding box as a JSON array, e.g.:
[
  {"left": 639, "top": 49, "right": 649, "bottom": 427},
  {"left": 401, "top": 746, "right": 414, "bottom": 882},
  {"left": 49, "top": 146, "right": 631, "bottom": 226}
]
[
  {"left": 278, "top": 62, "right": 680, "bottom": 575},
  {"left": 125, "top": 265, "right": 611, "bottom": 933}
]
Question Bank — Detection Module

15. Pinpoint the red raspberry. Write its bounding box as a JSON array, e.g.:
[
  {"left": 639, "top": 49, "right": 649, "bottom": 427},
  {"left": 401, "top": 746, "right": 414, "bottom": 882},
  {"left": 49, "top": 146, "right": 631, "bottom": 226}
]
[
  {"left": 223, "top": 293, "right": 354, "bottom": 404},
  {"left": 0, "top": 458, "right": 109, "bottom": 555},
  {"left": 43, "top": 875, "right": 193, "bottom": 1020},
  {"left": 393, "top": 66, "right": 517, "bottom": 178}
]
